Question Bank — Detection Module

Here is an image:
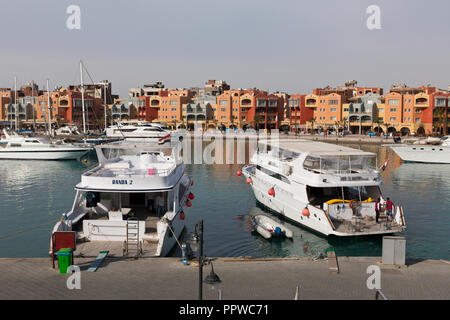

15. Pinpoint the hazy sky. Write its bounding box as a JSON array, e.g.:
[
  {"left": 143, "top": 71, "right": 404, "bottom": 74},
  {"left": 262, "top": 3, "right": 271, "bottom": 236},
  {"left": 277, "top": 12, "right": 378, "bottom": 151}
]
[{"left": 1, "top": 0, "right": 449, "bottom": 97}]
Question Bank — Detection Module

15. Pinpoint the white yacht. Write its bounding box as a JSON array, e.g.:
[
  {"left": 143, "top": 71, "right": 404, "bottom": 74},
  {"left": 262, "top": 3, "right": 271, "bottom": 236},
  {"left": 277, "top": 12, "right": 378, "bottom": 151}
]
[
  {"left": 242, "top": 139, "right": 406, "bottom": 237},
  {"left": 55, "top": 125, "right": 81, "bottom": 136},
  {"left": 389, "top": 136, "right": 450, "bottom": 164},
  {"left": 0, "top": 130, "right": 90, "bottom": 160},
  {"left": 105, "top": 121, "right": 172, "bottom": 143},
  {"left": 50, "top": 142, "right": 193, "bottom": 257}
]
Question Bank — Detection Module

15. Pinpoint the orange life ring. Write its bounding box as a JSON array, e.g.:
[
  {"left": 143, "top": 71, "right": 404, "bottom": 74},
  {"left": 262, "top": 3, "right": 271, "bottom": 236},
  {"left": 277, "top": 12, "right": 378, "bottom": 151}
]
[{"left": 349, "top": 200, "right": 359, "bottom": 209}]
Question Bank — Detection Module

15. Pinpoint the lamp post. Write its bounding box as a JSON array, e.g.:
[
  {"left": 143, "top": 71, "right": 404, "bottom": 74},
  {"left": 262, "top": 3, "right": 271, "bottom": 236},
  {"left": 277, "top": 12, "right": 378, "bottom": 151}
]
[
  {"left": 187, "top": 219, "right": 221, "bottom": 300},
  {"left": 198, "top": 219, "right": 203, "bottom": 300}
]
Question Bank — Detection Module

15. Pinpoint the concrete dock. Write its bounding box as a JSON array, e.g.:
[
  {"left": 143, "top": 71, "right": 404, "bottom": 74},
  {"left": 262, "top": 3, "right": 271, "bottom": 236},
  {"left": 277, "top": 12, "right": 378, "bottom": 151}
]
[{"left": 0, "top": 256, "right": 449, "bottom": 300}]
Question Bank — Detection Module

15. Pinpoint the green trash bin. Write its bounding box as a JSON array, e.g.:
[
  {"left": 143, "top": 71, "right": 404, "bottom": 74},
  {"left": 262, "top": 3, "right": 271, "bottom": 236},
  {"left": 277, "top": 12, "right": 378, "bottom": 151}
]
[{"left": 56, "top": 248, "right": 73, "bottom": 274}]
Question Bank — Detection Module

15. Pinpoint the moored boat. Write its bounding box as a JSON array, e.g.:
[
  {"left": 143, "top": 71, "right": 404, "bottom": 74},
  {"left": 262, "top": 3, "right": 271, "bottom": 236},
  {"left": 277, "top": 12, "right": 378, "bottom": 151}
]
[
  {"left": 252, "top": 214, "right": 293, "bottom": 239},
  {"left": 0, "top": 130, "right": 90, "bottom": 160},
  {"left": 241, "top": 139, "right": 406, "bottom": 237},
  {"left": 49, "top": 142, "right": 193, "bottom": 257},
  {"left": 388, "top": 136, "right": 450, "bottom": 164}
]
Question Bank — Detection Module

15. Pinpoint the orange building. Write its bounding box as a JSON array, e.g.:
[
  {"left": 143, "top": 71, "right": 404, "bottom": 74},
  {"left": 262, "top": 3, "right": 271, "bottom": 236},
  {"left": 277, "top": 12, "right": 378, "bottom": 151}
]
[
  {"left": 314, "top": 93, "right": 344, "bottom": 129},
  {"left": 158, "top": 89, "right": 193, "bottom": 125}
]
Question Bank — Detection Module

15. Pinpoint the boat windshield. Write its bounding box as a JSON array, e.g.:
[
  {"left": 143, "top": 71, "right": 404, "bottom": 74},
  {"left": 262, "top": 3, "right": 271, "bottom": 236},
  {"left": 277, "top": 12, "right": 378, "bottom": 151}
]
[
  {"left": 98, "top": 142, "right": 182, "bottom": 164},
  {"left": 303, "top": 155, "right": 376, "bottom": 173}
]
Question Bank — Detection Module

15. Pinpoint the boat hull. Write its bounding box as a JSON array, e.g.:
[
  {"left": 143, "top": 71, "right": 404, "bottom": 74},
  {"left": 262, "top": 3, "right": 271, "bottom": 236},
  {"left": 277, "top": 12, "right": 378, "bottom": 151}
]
[
  {"left": 0, "top": 149, "right": 89, "bottom": 160},
  {"left": 390, "top": 145, "right": 450, "bottom": 164}
]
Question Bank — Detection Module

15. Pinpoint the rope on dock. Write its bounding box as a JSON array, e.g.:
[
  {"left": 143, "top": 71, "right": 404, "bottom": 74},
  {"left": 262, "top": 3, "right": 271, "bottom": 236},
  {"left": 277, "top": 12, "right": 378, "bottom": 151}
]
[
  {"left": 0, "top": 219, "right": 57, "bottom": 241},
  {"left": 162, "top": 218, "right": 183, "bottom": 251}
]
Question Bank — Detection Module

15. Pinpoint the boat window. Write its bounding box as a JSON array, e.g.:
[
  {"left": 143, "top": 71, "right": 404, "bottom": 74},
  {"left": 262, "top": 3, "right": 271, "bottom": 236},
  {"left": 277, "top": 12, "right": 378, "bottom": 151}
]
[
  {"left": 10, "top": 143, "right": 22, "bottom": 147},
  {"left": 256, "top": 165, "right": 290, "bottom": 184},
  {"left": 303, "top": 155, "right": 375, "bottom": 172},
  {"left": 307, "top": 186, "right": 379, "bottom": 206}
]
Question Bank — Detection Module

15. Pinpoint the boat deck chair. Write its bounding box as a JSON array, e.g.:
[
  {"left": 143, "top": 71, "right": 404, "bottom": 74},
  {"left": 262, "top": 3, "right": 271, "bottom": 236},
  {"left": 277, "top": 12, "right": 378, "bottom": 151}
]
[{"left": 52, "top": 231, "right": 76, "bottom": 269}]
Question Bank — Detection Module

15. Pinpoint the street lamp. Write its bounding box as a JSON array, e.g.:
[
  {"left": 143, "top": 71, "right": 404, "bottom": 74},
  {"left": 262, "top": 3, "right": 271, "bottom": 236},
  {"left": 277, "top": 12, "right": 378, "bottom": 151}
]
[{"left": 186, "top": 219, "right": 221, "bottom": 300}]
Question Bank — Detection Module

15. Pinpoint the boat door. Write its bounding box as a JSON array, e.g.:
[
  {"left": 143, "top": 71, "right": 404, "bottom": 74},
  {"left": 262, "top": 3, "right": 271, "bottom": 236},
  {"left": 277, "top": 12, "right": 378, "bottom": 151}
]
[{"left": 130, "top": 193, "right": 146, "bottom": 206}]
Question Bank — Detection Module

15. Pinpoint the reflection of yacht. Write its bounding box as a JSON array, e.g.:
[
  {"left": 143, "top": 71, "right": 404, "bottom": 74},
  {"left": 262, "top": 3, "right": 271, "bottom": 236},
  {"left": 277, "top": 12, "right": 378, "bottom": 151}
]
[
  {"left": 105, "top": 121, "right": 171, "bottom": 143},
  {"left": 242, "top": 140, "right": 406, "bottom": 236},
  {"left": 50, "top": 142, "right": 192, "bottom": 257},
  {"left": 389, "top": 136, "right": 450, "bottom": 164},
  {"left": 0, "top": 130, "right": 90, "bottom": 160}
]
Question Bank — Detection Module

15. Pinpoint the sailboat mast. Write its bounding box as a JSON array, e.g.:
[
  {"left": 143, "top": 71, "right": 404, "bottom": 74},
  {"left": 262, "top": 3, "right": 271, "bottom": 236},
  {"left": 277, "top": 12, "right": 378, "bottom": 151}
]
[
  {"left": 32, "top": 81, "right": 36, "bottom": 131},
  {"left": 80, "top": 60, "right": 86, "bottom": 134},
  {"left": 47, "top": 79, "right": 52, "bottom": 137},
  {"left": 14, "top": 76, "right": 18, "bottom": 131},
  {"left": 104, "top": 84, "right": 107, "bottom": 130}
]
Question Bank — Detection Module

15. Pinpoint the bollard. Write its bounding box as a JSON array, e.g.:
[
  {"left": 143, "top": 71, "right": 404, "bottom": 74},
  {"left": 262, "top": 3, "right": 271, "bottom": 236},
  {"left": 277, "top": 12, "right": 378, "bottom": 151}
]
[{"left": 181, "top": 243, "right": 188, "bottom": 265}]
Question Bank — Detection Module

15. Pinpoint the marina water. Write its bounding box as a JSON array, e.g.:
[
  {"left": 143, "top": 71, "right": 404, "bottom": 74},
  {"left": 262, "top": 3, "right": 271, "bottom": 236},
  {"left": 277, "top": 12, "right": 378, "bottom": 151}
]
[{"left": 0, "top": 143, "right": 449, "bottom": 260}]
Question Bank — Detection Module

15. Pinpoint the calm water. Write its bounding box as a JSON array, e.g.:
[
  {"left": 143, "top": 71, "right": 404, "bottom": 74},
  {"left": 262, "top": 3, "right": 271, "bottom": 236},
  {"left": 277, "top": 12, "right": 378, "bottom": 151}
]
[{"left": 0, "top": 142, "right": 449, "bottom": 260}]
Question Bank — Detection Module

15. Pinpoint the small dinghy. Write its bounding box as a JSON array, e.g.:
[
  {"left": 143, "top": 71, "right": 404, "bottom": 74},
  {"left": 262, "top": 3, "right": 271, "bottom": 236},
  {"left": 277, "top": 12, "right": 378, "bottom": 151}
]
[{"left": 251, "top": 215, "right": 293, "bottom": 239}]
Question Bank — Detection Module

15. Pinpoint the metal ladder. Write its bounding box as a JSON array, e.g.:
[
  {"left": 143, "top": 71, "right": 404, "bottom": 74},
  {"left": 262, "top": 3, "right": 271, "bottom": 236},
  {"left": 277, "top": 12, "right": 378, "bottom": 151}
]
[{"left": 125, "top": 217, "right": 141, "bottom": 257}]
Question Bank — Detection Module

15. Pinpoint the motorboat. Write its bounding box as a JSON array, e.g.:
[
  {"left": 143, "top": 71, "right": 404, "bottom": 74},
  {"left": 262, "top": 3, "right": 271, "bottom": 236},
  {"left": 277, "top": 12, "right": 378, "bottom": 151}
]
[
  {"left": 0, "top": 130, "right": 90, "bottom": 160},
  {"left": 241, "top": 139, "right": 406, "bottom": 236},
  {"left": 105, "top": 121, "right": 172, "bottom": 143},
  {"left": 55, "top": 125, "right": 81, "bottom": 136},
  {"left": 251, "top": 214, "right": 293, "bottom": 239},
  {"left": 49, "top": 142, "right": 193, "bottom": 257},
  {"left": 388, "top": 136, "right": 450, "bottom": 164}
]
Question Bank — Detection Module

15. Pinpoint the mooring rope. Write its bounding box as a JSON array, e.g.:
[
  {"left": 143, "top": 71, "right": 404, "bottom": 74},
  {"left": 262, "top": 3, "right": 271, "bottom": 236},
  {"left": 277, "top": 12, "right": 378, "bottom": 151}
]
[{"left": 162, "top": 217, "right": 183, "bottom": 251}]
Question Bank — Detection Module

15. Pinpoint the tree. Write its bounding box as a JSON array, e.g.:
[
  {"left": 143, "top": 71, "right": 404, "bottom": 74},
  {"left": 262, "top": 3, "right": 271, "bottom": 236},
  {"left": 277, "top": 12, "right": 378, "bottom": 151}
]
[
  {"left": 433, "top": 108, "right": 448, "bottom": 136},
  {"left": 254, "top": 115, "right": 264, "bottom": 130},
  {"left": 307, "top": 117, "right": 316, "bottom": 133},
  {"left": 384, "top": 122, "right": 391, "bottom": 136},
  {"left": 374, "top": 117, "right": 384, "bottom": 136}
]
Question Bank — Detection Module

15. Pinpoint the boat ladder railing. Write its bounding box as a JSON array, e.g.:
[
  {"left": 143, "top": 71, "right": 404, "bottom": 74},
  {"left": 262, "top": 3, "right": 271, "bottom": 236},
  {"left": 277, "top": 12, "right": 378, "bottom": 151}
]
[{"left": 125, "top": 217, "right": 141, "bottom": 257}]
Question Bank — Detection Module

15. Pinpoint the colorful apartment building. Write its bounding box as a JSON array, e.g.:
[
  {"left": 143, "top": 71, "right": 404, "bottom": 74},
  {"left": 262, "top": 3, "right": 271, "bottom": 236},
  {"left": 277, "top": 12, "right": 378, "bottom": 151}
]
[
  {"left": 158, "top": 89, "right": 193, "bottom": 125},
  {"left": 287, "top": 94, "right": 314, "bottom": 131}
]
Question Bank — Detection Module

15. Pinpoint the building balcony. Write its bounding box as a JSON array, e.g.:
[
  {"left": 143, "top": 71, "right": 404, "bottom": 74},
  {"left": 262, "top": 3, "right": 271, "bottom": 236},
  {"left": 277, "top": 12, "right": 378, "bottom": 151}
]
[{"left": 414, "top": 98, "right": 429, "bottom": 108}]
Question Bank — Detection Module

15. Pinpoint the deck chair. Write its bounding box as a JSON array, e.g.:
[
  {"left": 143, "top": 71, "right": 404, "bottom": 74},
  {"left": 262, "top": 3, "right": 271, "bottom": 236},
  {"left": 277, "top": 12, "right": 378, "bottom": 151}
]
[{"left": 51, "top": 231, "right": 76, "bottom": 269}]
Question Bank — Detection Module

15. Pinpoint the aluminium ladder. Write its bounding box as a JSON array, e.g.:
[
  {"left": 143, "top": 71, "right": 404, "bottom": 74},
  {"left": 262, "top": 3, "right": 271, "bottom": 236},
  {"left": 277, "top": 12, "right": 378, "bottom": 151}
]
[{"left": 125, "top": 217, "right": 141, "bottom": 257}]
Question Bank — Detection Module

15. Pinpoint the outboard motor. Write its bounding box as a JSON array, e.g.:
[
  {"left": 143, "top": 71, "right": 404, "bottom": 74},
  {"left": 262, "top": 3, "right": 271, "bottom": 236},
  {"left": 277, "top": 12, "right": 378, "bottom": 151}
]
[{"left": 275, "top": 227, "right": 283, "bottom": 237}]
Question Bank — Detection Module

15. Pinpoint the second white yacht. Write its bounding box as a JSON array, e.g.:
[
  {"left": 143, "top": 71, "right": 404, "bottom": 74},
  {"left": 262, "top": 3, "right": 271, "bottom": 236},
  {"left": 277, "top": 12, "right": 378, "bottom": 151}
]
[
  {"left": 241, "top": 140, "right": 406, "bottom": 237},
  {"left": 389, "top": 135, "right": 450, "bottom": 164}
]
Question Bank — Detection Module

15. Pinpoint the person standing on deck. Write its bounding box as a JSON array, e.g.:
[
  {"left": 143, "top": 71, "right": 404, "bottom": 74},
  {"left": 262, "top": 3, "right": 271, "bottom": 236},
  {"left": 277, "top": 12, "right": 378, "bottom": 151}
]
[
  {"left": 386, "top": 197, "right": 394, "bottom": 221},
  {"left": 375, "top": 198, "right": 381, "bottom": 223},
  {"left": 155, "top": 193, "right": 165, "bottom": 218}
]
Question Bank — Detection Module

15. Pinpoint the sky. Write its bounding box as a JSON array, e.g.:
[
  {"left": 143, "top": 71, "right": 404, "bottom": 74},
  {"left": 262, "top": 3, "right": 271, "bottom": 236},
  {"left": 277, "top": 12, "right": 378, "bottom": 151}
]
[{"left": 0, "top": 0, "right": 449, "bottom": 97}]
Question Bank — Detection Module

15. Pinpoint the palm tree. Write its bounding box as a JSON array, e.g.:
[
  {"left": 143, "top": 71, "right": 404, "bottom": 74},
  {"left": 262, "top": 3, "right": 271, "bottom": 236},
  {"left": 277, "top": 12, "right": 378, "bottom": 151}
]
[
  {"left": 254, "top": 115, "right": 264, "bottom": 131},
  {"left": 374, "top": 117, "right": 384, "bottom": 136},
  {"left": 384, "top": 122, "right": 391, "bottom": 136},
  {"left": 307, "top": 117, "right": 316, "bottom": 133},
  {"left": 433, "top": 108, "right": 447, "bottom": 136}
]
